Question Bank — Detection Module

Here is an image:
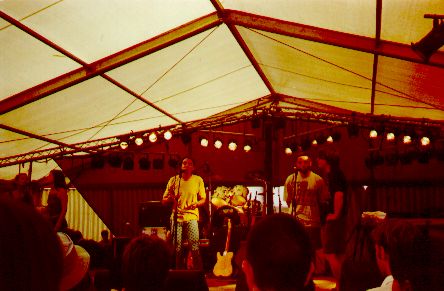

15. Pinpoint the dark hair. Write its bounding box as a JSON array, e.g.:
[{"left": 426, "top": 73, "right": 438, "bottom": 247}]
[
  {"left": 51, "top": 170, "right": 68, "bottom": 189},
  {"left": 0, "top": 198, "right": 63, "bottom": 291},
  {"left": 122, "top": 235, "right": 172, "bottom": 291},
  {"left": 246, "top": 214, "right": 312, "bottom": 291},
  {"left": 372, "top": 220, "right": 427, "bottom": 290}
]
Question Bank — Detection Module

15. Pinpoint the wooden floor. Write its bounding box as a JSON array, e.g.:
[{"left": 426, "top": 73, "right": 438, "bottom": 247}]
[{"left": 206, "top": 275, "right": 336, "bottom": 291}]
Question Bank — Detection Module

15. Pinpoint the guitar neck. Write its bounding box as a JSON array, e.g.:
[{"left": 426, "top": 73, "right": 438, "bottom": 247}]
[{"left": 224, "top": 218, "right": 232, "bottom": 253}]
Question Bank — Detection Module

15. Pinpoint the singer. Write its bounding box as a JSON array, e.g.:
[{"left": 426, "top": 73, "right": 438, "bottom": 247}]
[{"left": 162, "top": 157, "right": 206, "bottom": 269}]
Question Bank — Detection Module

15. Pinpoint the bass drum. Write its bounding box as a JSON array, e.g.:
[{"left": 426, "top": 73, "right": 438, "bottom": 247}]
[{"left": 211, "top": 205, "right": 241, "bottom": 229}]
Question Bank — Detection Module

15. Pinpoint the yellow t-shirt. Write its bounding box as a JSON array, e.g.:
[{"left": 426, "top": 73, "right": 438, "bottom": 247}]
[{"left": 163, "top": 174, "right": 206, "bottom": 222}]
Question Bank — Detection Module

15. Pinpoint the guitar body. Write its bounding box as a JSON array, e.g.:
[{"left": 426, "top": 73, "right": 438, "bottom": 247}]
[
  {"left": 213, "top": 251, "right": 233, "bottom": 277},
  {"left": 213, "top": 218, "right": 234, "bottom": 277}
]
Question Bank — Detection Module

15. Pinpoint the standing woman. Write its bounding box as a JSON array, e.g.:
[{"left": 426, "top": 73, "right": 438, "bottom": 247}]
[{"left": 46, "top": 169, "right": 69, "bottom": 232}]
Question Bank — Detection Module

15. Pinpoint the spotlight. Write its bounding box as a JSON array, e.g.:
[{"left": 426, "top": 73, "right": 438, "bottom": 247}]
[
  {"left": 228, "top": 140, "right": 237, "bottom": 151},
  {"left": 149, "top": 132, "right": 157, "bottom": 143},
  {"left": 139, "top": 156, "right": 151, "bottom": 170},
  {"left": 214, "top": 139, "right": 223, "bottom": 149},
  {"left": 181, "top": 132, "right": 192, "bottom": 145},
  {"left": 122, "top": 156, "right": 134, "bottom": 170},
  {"left": 108, "top": 153, "right": 122, "bottom": 168},
  {"left": 326, "top": 135, "right": 334, "bottom": 143},
  {"left": 369, "top": 130, "right": 378, "bottom": 139},
  {"left": 91, "top": 154, "right": 105, "bottom": 169},
  {"left": 120, "top": 141, "right": 129, "bottom": 150},
  {"left": 153, "top": 157, "right": 164, "bottom": 170},
  {"left": 420, "top": 136, "right": 431, "bottom": 147},
  {"left": 163, "top": 130, "right": 172, "bottom": 141},
  {"left": 135, "top": 137, "right": 144, "bottom": 146},
  {"left": 411, "top": 15, "right": 444, "bottom": 63},
  {"left": 200, "top": 137, "right": 209, "bottom": 147}
]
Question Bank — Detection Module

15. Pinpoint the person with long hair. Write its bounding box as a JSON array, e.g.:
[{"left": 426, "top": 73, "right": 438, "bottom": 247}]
[{"left": 46, "top": 169, "right": 69, "bottom": 232}]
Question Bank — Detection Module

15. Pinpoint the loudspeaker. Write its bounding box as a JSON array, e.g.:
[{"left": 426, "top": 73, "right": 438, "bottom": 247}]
[
  {"left": 165, "top": 270, "right": 208, "bottom": 291},
  {"left": 138, "top": 201, "right": 170, "bottom": 228}
]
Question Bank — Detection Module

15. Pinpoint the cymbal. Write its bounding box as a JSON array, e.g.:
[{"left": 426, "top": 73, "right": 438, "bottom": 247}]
[
  {"left": 211, "top": 197, "right": 228, "bottom": 208},
  {"left": 230, "top": 195, "right": 246, "bottom": 207}
]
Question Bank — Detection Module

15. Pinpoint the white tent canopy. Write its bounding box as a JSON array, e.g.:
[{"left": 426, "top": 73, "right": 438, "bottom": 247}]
[{"left": 1, "top": 0, "right": 443, "bottom": 179}]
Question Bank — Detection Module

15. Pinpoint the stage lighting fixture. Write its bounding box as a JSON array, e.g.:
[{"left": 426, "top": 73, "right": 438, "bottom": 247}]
[
  {"left": 139, "top": 156, "right": 151, "bottom": 170},
  {"left": 181, "top": 132, "right": 192, "bottom": 145},
  {"left": 369, "top": 130, "right": 378, "bottom": 139},
  {"left": 149, "top": 132, "right": 157, "bottom": 143},
  {"left": 120, "top": 141, "right": 129, "bottom": 150},
  {"left": 411, "top": 15, "right": 444, "bottom": 63},
  {"left": 122, "top": 156, "right": 134, "bottom": 170},
  {"left": 326, "top": 135, "right": 334, "bottom": 143},
  {"left": 347, "top": 123, "right": 359, "bottom": 137},
  {"left": 135, "top": 137, "right": 144, "bottom": 146},
  {"left": 420, "top": 136, "right": 431, "bottom": 147},
  {"left": 108, "top": 153, "right": 122, "bottom": 168},
  {"left": 163, "top": 130, "right": 172, "bottom": 141},
  {"left": 200, "top": 137, "right": 209, "bottom": 147},
  {"left": 91, "top": 154, "right": 105, "bottom": 169},
  {"left": 418, "top": 150, "right": 431, "bottom": 164},
  {"left": 214, "top": 139, "right": 223, "bottom": 149},
  {"left": 153, "top": 157, "right": 164, "bottom": 170},
  {"left": 168, "top": 156, "right": 179, "bottom": 169},
  {"left": 244, "top": 143, "right": 252, "bottom": 153},
  {"left": 228, "top": 141, "right": 237, "bottom": 151}
]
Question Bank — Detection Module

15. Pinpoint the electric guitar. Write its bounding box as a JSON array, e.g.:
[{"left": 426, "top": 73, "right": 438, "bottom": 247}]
[{"left": 213, "top": 218, "right": 233, "bottom": 277}]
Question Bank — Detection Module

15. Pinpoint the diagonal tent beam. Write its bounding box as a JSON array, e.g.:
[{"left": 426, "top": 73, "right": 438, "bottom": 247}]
[
  {"left": 0, "top": 12, "right": 222, "bottom": 115},
  {"left": 370, "top": 0, "right": 383, "bottom": 114},
  {"left": 210, "top": 0, "right": 275, "bottom": 97},
  {"left": 224, "top": 10, "right": 444, "bottom": 69},
  {"left": 0, "top": 124, "right": 94, "bottom": 154}
]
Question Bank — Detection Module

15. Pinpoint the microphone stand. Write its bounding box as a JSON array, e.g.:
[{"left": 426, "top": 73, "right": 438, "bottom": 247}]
[
  {"left": 172, "top": 170, "right": 182, "bottom": 269},
  {"left": 291, "top": 169, "right": 299, "bottom": 217}
]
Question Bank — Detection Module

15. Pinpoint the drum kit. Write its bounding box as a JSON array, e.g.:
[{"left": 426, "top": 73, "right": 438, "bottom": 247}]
[{"left": 210, "top": 185, "right": 263, "bottom": 227}]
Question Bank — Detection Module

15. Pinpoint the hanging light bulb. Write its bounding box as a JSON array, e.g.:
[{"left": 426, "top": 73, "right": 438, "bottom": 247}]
[
  {"left": 311, "top": 139, "right": 318, "bottom": 146},
  {"left": 149, "top": 132, "right": 157, "bottom": 143},
  {"left": 403, "top": 135, "right": 412, "bottom": 144},
  {"left": 326, "top": 135, "right": 334, "bottom": 143},
  {"left": 163, "top": 130, "right": 172, "bottom": 141},
  {"left": 135, "top": 137, "right": 144, "bottom": 146},
  {"left": 200, "top": 137, "right": 209, "bottom": 147},
  {"left": 120, "top": 141, "right": 129, "bottom": 150},
  {"left": 244, "top": 144, "right": 252, "bottom": 152},
  {"left": 284, "top": 147, "right": 292, "bottom": 155},
  {"left": 228, "top": 141, "right": 237, "bottom": 151},
  {"left": 214, "top": 139, "right": 223, "bottom": 149},
  {"left": 386, "top": 132, "right": 395, "bottom": 142},
  {"left": 369, "top": 130, "right": 378, "bottom": 139},
  {"left": 420, "top": 136, "right": 430, "bottom": 146}
]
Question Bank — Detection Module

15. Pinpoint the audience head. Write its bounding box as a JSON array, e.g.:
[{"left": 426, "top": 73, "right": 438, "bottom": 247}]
[
  {"left": 372, "top": 219, "right": 427, "bottom": 291},
  {"left": 243, "top": 213, "right": 313, "bottom": 291},
  {"left": 101, "top": 229, "right": 109, "bottom": 241},
  {"left": 0, "top": 198, "right": 63, "bottom": 291},
  {"left": 122, "top": 234, "right": 172, "bottom": 291},
  {"left": 50, "top": 169, "right": 68, "bottom": 189},
  {"left": 57, "top": 232, "right": 91, "bottom": 291},
  {"left": 316, "top": 150, "right": 340, "bottom": 171}
]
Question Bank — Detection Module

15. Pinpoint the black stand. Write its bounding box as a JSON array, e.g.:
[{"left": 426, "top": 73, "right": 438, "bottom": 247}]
[{"left": 291, "top": 170, "right": 298, "bottom": 217}]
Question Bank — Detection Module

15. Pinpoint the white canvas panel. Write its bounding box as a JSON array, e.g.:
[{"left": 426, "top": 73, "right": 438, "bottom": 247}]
[
  {"left": 0, "top": 129, "right": 58, "bottom": 159},
  {"left": 0, "top": 159, "right": 59, "bottom": 180},
  {"left": 0, "top": 25, "right": 80, "bottom": 100},
  {"left": 0, "top": 76, "right": 176, "bottom": 145},
  {"left": 222, "top": 0, "right": 376, "bottom": 37},
  {"left": 2, "top": 0, "right": 215, "bottom": 63},
  {"left": 381, "top": 0, "right": 444, "bottom": 47}
]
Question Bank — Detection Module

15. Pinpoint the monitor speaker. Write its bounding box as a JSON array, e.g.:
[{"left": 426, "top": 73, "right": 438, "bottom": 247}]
[{"left": 138, "top": 201, "right": 170, "bottom": 228}]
